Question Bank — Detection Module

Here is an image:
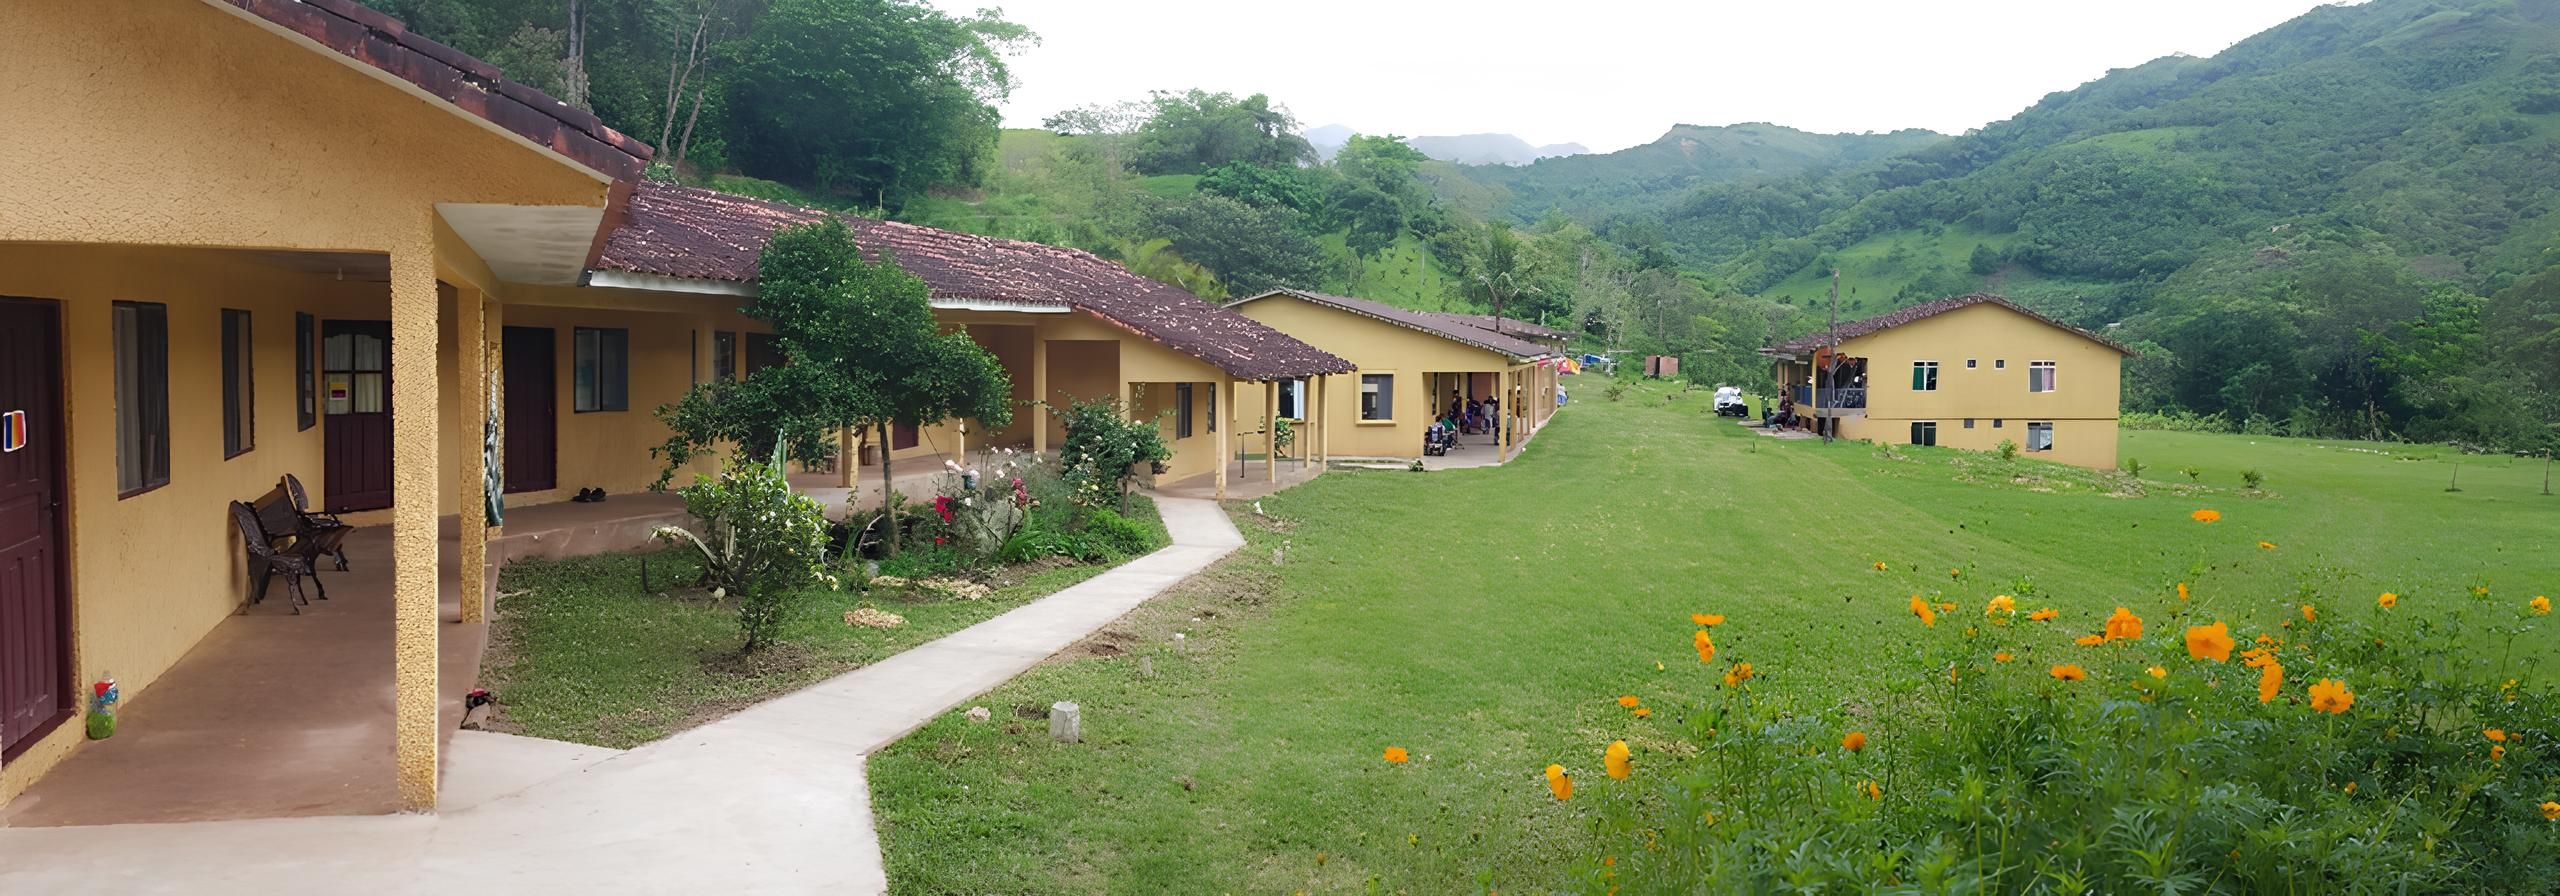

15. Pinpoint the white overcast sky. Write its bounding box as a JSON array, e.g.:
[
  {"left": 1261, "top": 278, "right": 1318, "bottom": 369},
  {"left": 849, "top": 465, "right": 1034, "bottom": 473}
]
[{"left": 933, "top": 0, "right": 2347, "bottom": 151}]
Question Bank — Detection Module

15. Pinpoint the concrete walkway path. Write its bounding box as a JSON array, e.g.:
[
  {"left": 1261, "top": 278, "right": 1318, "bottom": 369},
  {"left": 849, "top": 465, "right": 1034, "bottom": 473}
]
[{"left": 0, "top": 496, "right": 1245, "bottom": 895}]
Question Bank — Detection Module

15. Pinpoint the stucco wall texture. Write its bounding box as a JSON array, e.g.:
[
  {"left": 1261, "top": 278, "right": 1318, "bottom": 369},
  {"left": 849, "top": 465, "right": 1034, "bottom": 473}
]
[
  {"left": 1231, "top": 297, "right": 1542, "bottom": 460},
  {"left": 1825, "top": 303, "right": 2127, "bottom": 470},
  {"left": 0, "top": 0, "right": 612, "bottom": 808}
]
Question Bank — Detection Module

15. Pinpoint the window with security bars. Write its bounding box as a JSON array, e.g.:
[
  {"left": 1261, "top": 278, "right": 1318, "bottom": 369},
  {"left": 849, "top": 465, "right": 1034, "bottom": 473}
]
[{"left": 2029, "top": 360, "right": 2056, "bottom": 393}]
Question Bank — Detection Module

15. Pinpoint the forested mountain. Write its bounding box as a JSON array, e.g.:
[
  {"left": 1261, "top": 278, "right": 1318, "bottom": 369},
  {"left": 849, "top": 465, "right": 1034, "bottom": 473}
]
[
  {"left": 1402, "top": 134, "right": 1589, "bottom": 166},
  {"left": 1446, "top": 123, "right": 1945, "bottom": 227}
]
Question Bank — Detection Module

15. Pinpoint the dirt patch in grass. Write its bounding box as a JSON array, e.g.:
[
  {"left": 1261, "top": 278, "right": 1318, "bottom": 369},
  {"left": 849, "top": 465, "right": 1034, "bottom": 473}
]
[{"left": 702, "top": 641, "right": 819, "bottom": 678}]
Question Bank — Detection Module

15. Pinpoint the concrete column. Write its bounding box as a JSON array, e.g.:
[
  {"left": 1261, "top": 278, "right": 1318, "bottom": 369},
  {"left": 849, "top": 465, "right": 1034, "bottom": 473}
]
[
  {"left": 486, "top": 300, "right": 505, "bottom": 539},
  {"left": 1497, "top": 368, "right": 1512, "bottom": 462},
  {"left": 1313, "top": 375, "right": 1328, "bottom": 464},
  {"left": 1031, "top": 337, "right": 1049, "bottom": 456},
  {"left": 1214, "top": 376, "right": 1231, "bottom": 500},
  {"left": 1265, "top": 381, "right": 1278, "bottom": 483},
  {"left": 456, "top": 286, "right": 489, "bottom": 625},
  {"left": 388, "top": 246, "right": 442, "bottom": 810},
  {"left": 838, "top": 428, "right": 856, "bottom": 488}
]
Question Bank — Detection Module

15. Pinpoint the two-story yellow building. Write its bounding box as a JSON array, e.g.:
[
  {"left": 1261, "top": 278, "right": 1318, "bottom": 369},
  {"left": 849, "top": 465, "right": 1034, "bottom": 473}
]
[{"left": 1761, "top": 294, "right": 2134, "bottom": 469}]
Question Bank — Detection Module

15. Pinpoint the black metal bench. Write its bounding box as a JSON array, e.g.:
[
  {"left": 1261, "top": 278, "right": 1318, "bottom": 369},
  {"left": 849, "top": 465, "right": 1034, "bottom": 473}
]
[{"left": 230, "top": 499, "right": 325, "bottom": 613}]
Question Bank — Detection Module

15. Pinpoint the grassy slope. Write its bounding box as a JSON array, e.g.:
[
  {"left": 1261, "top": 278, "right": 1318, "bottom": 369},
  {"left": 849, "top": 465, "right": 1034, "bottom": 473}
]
[
  {"left": 482, "top": 497, "right": 1168, "bottom": 748},
  {"left": 868, "top": 380, "right": 2558, "bottom": 893}
]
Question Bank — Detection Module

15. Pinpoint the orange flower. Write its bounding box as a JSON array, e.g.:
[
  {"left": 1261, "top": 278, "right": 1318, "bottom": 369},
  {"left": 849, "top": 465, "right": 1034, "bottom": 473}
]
[
  {"left": 1691, "top": 613, "right": 1726, "bottom": 627},
  {"left": 2185, "top": 621, "right": 2235, "bottom": 663},
  {"left": 2028, "top": 608, "right": 2059, "bottom": 622},
  {"left": 2532, "top": 596, "right": 2551, "bottom": 615},
  {"left": 2473, "top": 586, "right": 2491, "bottom": 597},
  {"left": 2241, "top": 647, "right": 2277, "bottom": 669},
  {"left": 2176, "top": 582, "right": 2190, "bottom": 602},
  {"left": 2299, "top": 604, "right": 2315, "bottom": 623},
  {"left": 1993, "top": 651, "right": 2014, "bottom": 663},
  {"left": 1617, "top": 695, "right": 1641, "bottom": 708},
  {"left": 1873, "top": 561, "right": 1888, "bottom": 571},
  {"left": 1632, "top": 707, "right": 1652, "bottom": 718},
  {"left": 1383, "top": 747, "right": 1409, "bottom": 764},
  {"left": 2258, "top": 541, "right": 2276, "bottom": 550},
  {"left": 1859, "top": 780, "right": 1882, "bottom": 801},
  {"left": 2191, "top": 509, "right": 2221, "bottom": 523},
  {"left": 1544, "top": 763, "right": 1573, "bottom": 801},
  {"left": 1841, "top": 731, "right": 1867, "bottom": 752},
  {"left": 2486, "top": 729, "right": 2509, "bottom": 742},
  {"left": 2075, "top": 634, "right": 2106, "bottom": 647},
  {"left": 2050, "top": 664, "right": 2087, "bottom": 681},
  {"left": 1721, "top": 662, "right": 1756, "bottom": 687},
  {"left": 1910, "top": 595, "right": 1937, "bottom": 628},
  {"left": 2258, "top": 661, "right": 2285, "bottom": 704},
  {"left": 2491, "top": 744, "right": 2507, "bottom": 763},
  {"left": 1604, "top": 741, "right": 1631, "bottom": 781},
  {"left": 2147, "top": 666, "right": 2168, "bottom": 680},
  {"left": 1949, "top": 567, "right": 1963, "bottom": 579},
  {"left": 2378, "top": 592, "right": 2398, "bottom": 609},
  {"left": 1694, "top": 629, "right": 1716, "bottom": 664},
  {"left": 2542, "top": 802, "right": 2560, "bottom": 821},
  {"left": 2103, "top": 607, "right": 2143, "bottom": 642},
  {"left": 2308, "top": 678, "right": 2354, "bottom": 714},
  {"left": 1986, "top": 595, "right": 2016, "bottom": 616}
]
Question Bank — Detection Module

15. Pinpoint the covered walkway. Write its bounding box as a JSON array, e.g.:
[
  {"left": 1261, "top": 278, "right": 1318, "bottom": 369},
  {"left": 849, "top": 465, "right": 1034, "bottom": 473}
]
[{"left": 0, "top": 498, "right": 685, "bottom": 828}]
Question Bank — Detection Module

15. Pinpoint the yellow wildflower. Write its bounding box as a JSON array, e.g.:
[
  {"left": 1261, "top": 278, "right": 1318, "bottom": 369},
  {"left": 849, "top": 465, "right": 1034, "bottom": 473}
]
[
  {"left": 2191, "top": 509, "right": 2221, "bottom": 523},
  {"left": 2532, "top": 595, "right": 2550, "bottom": 615},
  {"left": 2186, "top": 621, "right": 2235, "bottom": 663},
  {"left": 2258, "top": 661, "right": 2284, "bottom": 704},
  {"left": 2491, "top": 744, "right": 2507, "bottom": 763},
  {"left": 1544, "top": 764, "right": 1573, "bottom": 801},
  {"left": 2075, "top": 634, "right": 2106, "bottom": 647},
  {"left": 1617, "top": 695, "right": 1640, "bottom": 708},
  {"left": 1691, "top": 613, "right": 1726, "bottom": 627},
  {"left": 2542, "top": 802, "right": 2560, "bottom": 821},
  {"left": 1632, "top": 707, "right": 1651, "bottom": 718},
  {"left": 2378, "top": 592, "right": 2399, "bottom": 609},
  {"left": 1604, "top": 741, "right": 1631, "bottom": 781},
  {"left": 2487, "top": 729, "right": 2509, "bottom": 742},
  {"left": 1873, "top": 561, "right": 1887, "bottom": 571},
  {"left": 2308, "top": 678, "right": 2355, "bottom": 714},
  {"left": 1910, "top": 595, "right": 1937, "bottom": 628},
  {"left": 2176, "top": 582, "right": 2190, "bottom": 601},
  {"left": 2103, "top": 606, "right": 2144, "bottom": 641},
  {"left": 1994, "top": 651, "right": 2014, "bottom": 663},
  {"left": 2147, "top": 666, "right": 2168, "bottom": 680},
  {"left": 2050, "top": 664, "right": 2087, "bottom": 681},
  {"left": 2301, "top": 604, "right": 2315, "bottom": 623},
  {"left": 1859, "top": 780, "right": 1881, "bottom": 801},
  {"left": 1721, "top": 662, "right": 1756, "bottom": 687},
  {"left": 1694, "top": 629, "right": 1716, "bottom": 664},
  {"left": 1841, "top": 731, "right": 1867, "bottom": 752},
  {"left": 1384, "top": 747, "right": 1409, "bottom": 764},
  {"left": 2258, "top": 541, "right": 2276, "bottom": 550},
  {"left": 1987, "top": 595, "right": 2017, "bottom": 616},
  {"left": 2028, "top": 608, "right": 2060, "bottom": 622}
]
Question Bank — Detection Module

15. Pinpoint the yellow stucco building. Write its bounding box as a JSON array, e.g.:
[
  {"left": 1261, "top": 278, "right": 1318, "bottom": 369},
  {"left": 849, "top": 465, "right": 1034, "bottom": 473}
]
[
  {"left": 1761, "top": 294, "right": 2135, "bottom": 469},
  {"left": 0, "top": 0, "right": 1345, "bottom": 815},
  {"left": 1227, "top": 289, "right": 1563, "bottom": 462}
]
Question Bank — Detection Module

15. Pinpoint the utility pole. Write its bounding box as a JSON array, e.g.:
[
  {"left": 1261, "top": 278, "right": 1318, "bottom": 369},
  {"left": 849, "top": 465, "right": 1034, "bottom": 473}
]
[{"left": 1822, "top": 268, "right": 1840, "bottom": 443}]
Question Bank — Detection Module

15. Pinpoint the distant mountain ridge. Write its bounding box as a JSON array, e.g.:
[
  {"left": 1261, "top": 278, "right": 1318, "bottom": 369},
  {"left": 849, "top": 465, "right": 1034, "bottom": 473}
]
[
  {"left": 1433, "top": 122, "right": 1946, "bottom": 223},
  {"left": 1301, "top": 125, "right": 1590, "bottom": 165}
]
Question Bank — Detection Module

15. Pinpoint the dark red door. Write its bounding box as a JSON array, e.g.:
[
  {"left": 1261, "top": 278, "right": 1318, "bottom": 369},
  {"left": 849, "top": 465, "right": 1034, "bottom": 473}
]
[
  {"left": 502, "top": 326, "right": 557, "bottom": 493},
  {"left": 0, "top": 298, "right": 72, "bottom": 758},
  {"left": 323, "top": 320, "right": 394, "bottom": 512}
]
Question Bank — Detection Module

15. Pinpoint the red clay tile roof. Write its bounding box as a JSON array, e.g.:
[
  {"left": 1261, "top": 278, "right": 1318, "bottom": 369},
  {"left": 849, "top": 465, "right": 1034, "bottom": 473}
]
[
  {"left": 220, "top": 0, "right": 652, "bottom": 180},
  {"left": 1230, "top": 289, "right": 1559, "bottom": 362},
  {"left": 594, "top": 183, "right": 1354, "bottom": 381},
  {"left": 1763, "top": 293, "right": 2136, "bottom": 357},
  {"left": 1435, "top": 313, "right": 1572, "bottom": 343}
]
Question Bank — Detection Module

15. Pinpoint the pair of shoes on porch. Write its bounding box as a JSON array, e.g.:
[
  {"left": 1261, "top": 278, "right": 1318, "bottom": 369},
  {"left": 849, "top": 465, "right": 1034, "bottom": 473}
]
[{"left": 572, "top": 487, "right": 608, "bottom": 503}]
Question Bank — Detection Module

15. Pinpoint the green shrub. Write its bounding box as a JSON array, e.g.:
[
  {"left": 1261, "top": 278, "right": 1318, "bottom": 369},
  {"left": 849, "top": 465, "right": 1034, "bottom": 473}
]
[
  {"left": 2122, "top": 456, "right": 2146, "bottom": 477},
  {"left": 1047, "top": 398, "right": 1171, "bottom": 510},
  {"left": 2243, "top": 468, "right": 2265, "bottom": 490},
  {"left": 1563, "top": 512, "right": 2560, "bottom": 893},
  {"left": 1995, "top": 439, "right": 2020, "bottom": 461},
  {"left": 1081, "top": 508, "right": 1152, "bottom": 558},
  {"left": 653, "top": 442, "right": 835, "bottom": 651},
  {"left": 1605, "top": 382, "right": 1629, "bottom": 402},
  {"left": 2181, "top": 465, "right": 2204, "bottom": 482}
]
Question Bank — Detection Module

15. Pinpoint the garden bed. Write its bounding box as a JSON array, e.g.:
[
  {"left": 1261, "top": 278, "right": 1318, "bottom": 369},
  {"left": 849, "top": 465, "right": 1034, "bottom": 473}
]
[{"left": 476, "top": 495, "right": 1165, "bottom": 749}]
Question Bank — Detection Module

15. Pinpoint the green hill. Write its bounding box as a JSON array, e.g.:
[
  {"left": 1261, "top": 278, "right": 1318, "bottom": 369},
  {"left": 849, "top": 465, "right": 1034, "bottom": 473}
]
[{"left": 1444, "top": 122, "right": 1944, "bottom": 228}]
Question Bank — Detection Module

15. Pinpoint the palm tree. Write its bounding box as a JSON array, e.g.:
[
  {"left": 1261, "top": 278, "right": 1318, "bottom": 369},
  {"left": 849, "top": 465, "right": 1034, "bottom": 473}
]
[{"left": 1467, "top": 224, "right": 1534, "bottom": 335}]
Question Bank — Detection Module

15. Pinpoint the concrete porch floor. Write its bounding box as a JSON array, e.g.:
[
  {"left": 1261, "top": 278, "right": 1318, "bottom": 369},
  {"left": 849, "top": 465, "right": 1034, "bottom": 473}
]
[
  {"left": 0, "top": 496, "right": 690, "bottom": 828},
  {"left": 1154, "top": 455, "right": 1325, "bottom": 500}
]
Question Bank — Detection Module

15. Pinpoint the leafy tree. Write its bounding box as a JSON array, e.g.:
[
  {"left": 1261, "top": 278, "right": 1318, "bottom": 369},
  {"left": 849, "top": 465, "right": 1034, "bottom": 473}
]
[
  {"left": 1128, "top": 90, "right": 1315, "bottom": 176},
  {"left": 1145, "top": 194, "right": 1340, "bottom": 294},
  {"left": 1198, "top": 162, "right": 1327, "bottom": 219},
  {"left": 654, "top": 219, "right": 1012, "bottom": 555},
  {"left": 1463, "top": 224, "right": 1538, "bottom": 333},
  {"left": 722, "top": 0, "right": 1030, "bottom": 208}
]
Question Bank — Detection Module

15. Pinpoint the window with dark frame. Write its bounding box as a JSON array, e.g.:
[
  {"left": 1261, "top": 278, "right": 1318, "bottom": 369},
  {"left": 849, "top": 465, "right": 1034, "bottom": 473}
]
[
  {"left": 2027, "top": 421, "right": 2055, "bottom": 452},
  {"left": 296, "top": 312, "right": 316, "bottom": 431},
  {"left": 1963, "top": 418, "right": 1976, "bottom": 429},
  {"left": 573, "top": 326, "right": 629, "bottom": 412},
  {"left": 2029, "top": 360, "right": 2057, "bottom": 393},
  {"left": 1911, "top": 361, "right": 1939, "bottom": 392},
  {"left": 1909, "top": 420, "right": 1938, "bottom": 447},
  {"left": 1277, "top": 379, "right": 1304, "bottom": 420},
  {"left": 1359, "top": 373, "right": 1394, "bottom": 421},
  {"left": 1174, "top": 383, "right": 1194, "bottom": 438},
  {"left": 713, "top": 331, "right": 738, "bottom": 381},
  {"left": 114, "top": 301, "right": 171, "bottom": 495},
  {"left": 221, "top": 309, "right": 254, "bottom": 458}
]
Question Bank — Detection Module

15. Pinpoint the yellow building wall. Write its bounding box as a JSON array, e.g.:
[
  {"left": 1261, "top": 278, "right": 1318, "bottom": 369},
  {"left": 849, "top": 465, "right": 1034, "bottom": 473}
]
[
  {"left": 0, "top": 0, "right": 611, "bottom": 804},
  {"left": 1230, "top": 297, "right": 1516, "bottom": 459},
  {"left": 1829, "top": 303, "right": 2126, "bottom": 469},
  {"left": 0, "top": 245, "right": 389, "bottom": 801}
]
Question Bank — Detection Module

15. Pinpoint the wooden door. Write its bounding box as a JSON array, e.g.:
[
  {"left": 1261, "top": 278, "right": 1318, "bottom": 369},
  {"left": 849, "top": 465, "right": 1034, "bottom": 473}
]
[
  {"left": 0, "top": 298, "right": 71, "bottom": 757},
  {"left": 323, "top": 320, "right": 394, "bottom": 512},
  {"left": 501, "top": 326, "right": 557, "bottom": 494}
]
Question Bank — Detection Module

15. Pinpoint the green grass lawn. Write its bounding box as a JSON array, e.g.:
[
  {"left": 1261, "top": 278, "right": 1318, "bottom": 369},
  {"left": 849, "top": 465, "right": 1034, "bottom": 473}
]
[
  {"left": 480, "top": 497, "right": 1168, "bottom": 748},
  {"left": 868, "top": 379, "right": 2558, "bottom": 893}
]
